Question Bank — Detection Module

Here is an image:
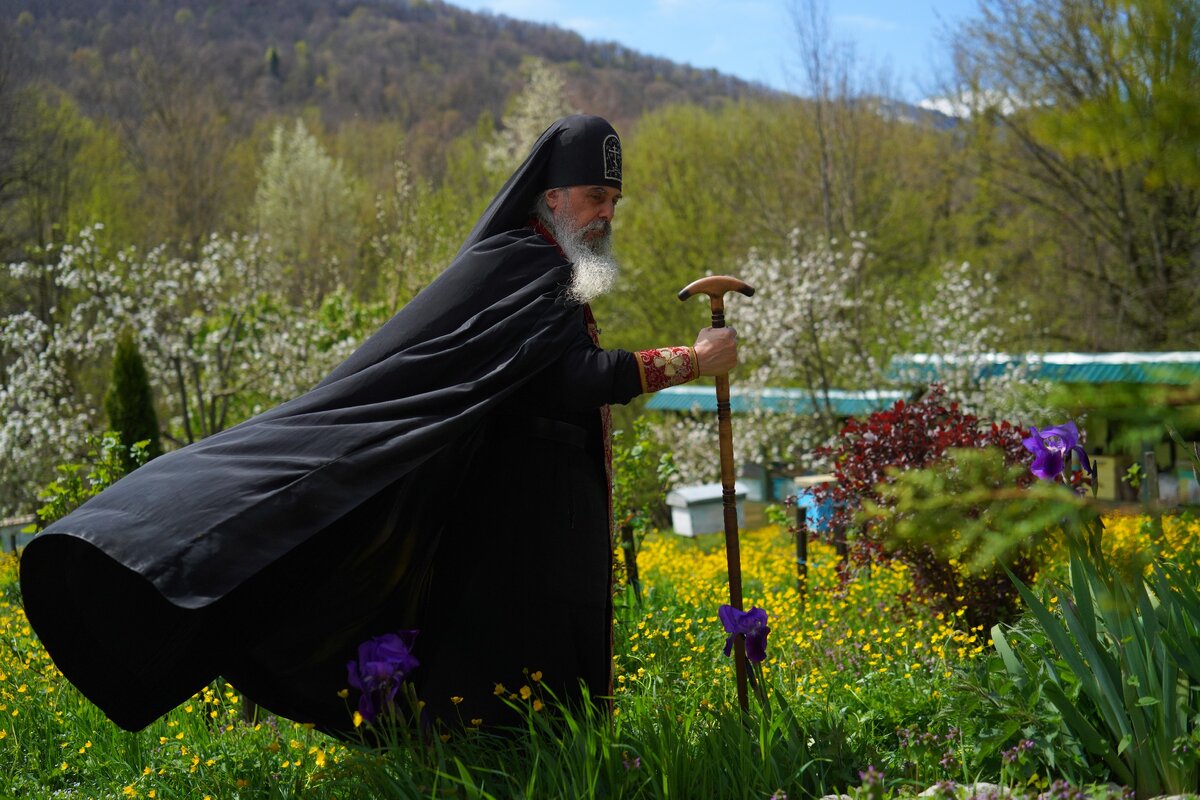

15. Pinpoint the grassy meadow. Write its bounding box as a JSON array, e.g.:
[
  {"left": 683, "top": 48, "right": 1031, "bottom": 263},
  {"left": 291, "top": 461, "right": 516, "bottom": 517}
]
[{"left": 2, "top": 513, "right": 1199, "bottom": 799}]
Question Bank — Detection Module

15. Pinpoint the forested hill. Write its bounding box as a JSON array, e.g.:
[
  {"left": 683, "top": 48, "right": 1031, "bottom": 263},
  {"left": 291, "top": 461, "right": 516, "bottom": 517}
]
[{"left": 9, "top": 0, "right": 765, "bottom": 142}]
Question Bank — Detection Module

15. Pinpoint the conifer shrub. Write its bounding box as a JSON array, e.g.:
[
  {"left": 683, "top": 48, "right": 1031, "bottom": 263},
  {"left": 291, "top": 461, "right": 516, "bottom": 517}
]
[{"left": 104, "top": 329, "right": 162, "bottom": 471}]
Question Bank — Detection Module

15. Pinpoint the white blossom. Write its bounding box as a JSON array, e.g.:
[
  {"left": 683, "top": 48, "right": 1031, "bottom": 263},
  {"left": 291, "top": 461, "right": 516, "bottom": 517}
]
[
  {"left": 654, "top": 233, "right": 1050, "bottom": 484},
  {"left": 0, "top": 226, "right": 386, "bottom": 516}
]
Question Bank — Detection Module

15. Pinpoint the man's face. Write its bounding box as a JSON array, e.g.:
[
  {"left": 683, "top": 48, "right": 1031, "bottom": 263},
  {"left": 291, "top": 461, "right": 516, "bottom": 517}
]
[{"left": 546, "top": 185, "right": 622, "bottom": 246}]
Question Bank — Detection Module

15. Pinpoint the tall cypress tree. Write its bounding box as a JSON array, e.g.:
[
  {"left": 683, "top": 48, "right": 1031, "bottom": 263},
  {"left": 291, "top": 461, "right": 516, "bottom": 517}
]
[{"left": 104, "top": 329, "right": 163, "bottom": 471}]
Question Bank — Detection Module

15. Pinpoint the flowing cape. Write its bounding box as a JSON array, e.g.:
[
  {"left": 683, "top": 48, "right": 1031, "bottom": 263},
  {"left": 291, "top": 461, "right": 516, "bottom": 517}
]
[{"left": 20, "top": 229, "right": 577, "bottom": 731}]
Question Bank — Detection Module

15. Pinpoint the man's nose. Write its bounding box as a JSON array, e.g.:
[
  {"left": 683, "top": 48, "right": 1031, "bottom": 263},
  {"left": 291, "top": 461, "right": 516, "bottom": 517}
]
[{"left": 597, "top": 201, "right": 615, "bottom": 221}]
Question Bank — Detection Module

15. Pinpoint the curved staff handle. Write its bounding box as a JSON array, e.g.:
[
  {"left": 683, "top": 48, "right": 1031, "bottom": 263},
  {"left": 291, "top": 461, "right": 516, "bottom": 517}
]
[
  {"left": 678, "top": 274, "right": 755, "bottom": 711},
  {"left": 678, "top": 276, "right": 756, "bottom": 311}
]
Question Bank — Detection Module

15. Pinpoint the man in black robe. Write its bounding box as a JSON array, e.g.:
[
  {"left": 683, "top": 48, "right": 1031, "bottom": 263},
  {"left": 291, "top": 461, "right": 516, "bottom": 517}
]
[{"left": 19, "top": 114, "right": 737, "bottom": 736}]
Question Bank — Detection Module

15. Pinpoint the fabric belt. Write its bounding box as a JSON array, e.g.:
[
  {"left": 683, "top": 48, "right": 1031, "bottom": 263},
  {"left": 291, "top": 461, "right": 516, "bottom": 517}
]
[{"left": 493, "top": 414, "right": 590, "bottom": 451}]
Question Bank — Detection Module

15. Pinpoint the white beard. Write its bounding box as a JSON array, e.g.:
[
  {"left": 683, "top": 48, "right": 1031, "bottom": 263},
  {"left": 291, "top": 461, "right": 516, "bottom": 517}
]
[{"left": 552, "top": 217, "right": 620, "bottom": 305}]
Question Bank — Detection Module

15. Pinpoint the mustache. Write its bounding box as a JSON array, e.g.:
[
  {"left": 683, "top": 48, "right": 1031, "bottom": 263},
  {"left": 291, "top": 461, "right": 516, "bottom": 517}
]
[{"left": 582, "top": 219, "right": 611, "bottom": 237}]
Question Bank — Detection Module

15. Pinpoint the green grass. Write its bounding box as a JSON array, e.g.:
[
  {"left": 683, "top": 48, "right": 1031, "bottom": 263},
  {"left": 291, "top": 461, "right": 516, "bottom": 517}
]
[{"left": 4, "top": 515, "right": 1198, "bottom": 798}]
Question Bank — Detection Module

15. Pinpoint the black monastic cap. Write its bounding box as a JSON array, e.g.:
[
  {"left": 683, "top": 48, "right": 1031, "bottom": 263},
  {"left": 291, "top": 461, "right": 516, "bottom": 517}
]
[
  {"left": 455, "top": 115, "right": 622, "bottom": 258},
  {"left": 545, "top": 115, "right": 622, "bottom": 191}
]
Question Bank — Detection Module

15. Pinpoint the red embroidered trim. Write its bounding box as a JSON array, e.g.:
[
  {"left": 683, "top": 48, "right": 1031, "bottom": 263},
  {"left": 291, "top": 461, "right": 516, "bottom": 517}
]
[
  {"left": 636, "top": 346, "right": 698, "bottom": 393},
  {"left": 530, "top": 217, "right": 564, "bottom": 256},
  {"left": 584, "top": 303, "right": 618, "bottom": 705}
]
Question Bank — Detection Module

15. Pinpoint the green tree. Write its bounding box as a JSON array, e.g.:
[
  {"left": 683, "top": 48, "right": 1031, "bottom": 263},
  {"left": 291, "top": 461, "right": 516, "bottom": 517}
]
[
  {"left": 484, "top": 57, "right": 575, "bottom": 177},
  {"left": 436, "top": 111, "right": 500, "bottom": 237},
  {"left": 2, "top": 88, "right": 145, "bottom": 260},
  {"left": 952, "top": 0, "right": 1200, "bottom": 348},
  {"left": 106, "top": 35, "right": 242, "bottom": 251},
  {"left": 0, "top": 18, "right": 26, "bottom": 250},
  {"left": 254, "top": 118, "right": 359, "bottom": 302},
  {"left": 104, "top": 329, "right": 163, "bottom": 470},
  {"left": 612, "top": 417, "right": 677, "bottom": 602},
  {"left": 599, "top": 101, "right": 761, "bottom": 353}
]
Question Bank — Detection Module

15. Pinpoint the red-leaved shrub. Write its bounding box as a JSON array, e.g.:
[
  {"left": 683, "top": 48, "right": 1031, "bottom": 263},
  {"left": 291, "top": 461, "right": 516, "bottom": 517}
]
[{"left": 809, "top": 384, "right": 1036, "bottom": 630}]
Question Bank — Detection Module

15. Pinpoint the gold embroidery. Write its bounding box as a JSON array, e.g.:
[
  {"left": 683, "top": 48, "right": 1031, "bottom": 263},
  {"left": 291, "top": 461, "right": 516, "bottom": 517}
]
[
  {"left": 653, "top": 349, "right": 686, "bottom": 377},
  {"left": 636, "top": 346, "right": 696, "bottom": 393}
]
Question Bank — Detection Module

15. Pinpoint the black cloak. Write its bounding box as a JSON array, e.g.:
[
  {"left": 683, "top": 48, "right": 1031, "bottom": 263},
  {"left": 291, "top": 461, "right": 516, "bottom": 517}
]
[{"left": 20, "top": 116, "right": 641, "bottom": 734}]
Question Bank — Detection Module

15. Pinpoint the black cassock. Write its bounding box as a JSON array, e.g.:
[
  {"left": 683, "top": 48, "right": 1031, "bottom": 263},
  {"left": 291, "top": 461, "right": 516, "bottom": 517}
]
[{"left": 20, "top": 226, "right": 642, "bottom": 734}]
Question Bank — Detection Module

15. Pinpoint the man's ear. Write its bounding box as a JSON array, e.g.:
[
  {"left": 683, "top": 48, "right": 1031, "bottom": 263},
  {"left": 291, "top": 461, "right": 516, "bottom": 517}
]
[{"left": 544, "top": 188, "right": 563, "bottom": 212}]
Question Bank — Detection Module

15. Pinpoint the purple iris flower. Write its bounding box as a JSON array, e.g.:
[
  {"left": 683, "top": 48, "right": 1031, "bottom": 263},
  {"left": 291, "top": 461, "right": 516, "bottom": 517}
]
[
  {"left": 346, "top": 630, "right": 420, "bottom": 723},
  {"left": 718, "top": 605, "right": 770, "bottom": 663},
  {"left": 1022, "top": 421, "right": 1093, "bottom": 481}
]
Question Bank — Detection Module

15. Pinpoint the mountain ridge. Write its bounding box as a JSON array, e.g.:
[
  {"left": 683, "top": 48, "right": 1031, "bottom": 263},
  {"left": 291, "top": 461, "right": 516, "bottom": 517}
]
[{"left": 8, "top": 0, "right": 771, "bottom": 143}]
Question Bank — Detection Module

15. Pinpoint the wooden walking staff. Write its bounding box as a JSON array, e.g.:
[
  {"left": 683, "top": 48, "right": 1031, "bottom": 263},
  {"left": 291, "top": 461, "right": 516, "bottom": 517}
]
[{"left": 678, "top": 274, "right": 756, "bottom": 711}]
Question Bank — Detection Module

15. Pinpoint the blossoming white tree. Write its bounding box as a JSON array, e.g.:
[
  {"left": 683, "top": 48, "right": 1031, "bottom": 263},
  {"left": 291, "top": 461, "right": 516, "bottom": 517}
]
[
  {"left": 895, "top": 260, "right": 1050, "bottom": 423},
  {"left": 0, "top": 225, "right": 385, "bottom": 516},
  {"left": 656, "top": 231, "right": 1049, "bottom": 484},
  {"left": 484, "top": 57, "right": 575, "bottom": 176},
  {"left": 254, "top": 119, "right": 360, "bottom": 300},
  {"left": 662, "top": 231, "right": 899, "bottom": 483}
]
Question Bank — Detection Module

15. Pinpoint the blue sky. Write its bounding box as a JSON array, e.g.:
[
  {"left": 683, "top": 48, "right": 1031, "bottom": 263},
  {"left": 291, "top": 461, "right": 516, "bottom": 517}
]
[{"left": 445, "top": 0, "right": 981, "bottom": 102}]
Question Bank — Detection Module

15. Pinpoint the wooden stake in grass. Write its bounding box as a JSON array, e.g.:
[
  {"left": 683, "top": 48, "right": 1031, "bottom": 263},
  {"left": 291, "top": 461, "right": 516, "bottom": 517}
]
[{"left": 678, "top": 274, "right": 755, "bottom": 711}]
